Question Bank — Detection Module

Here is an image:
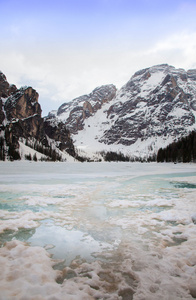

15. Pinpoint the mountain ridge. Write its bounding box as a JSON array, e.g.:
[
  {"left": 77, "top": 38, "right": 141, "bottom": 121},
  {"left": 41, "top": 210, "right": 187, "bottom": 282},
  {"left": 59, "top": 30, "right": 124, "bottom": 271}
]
[
  {"left": 46, "top": 64, "right": 196, "bottom": 160},
  {"left": 1, "top": 64, "right": 196, "bottom": 161},
  {"left": 47, "top": 84, "right": 117, "bottom": 134}
]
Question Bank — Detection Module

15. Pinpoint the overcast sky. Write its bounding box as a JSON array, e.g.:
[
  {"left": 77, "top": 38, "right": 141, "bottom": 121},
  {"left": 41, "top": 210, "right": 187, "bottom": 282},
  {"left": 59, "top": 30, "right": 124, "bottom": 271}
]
[{"left": 1, "top": 0, "right": 196, "bottom": 115}]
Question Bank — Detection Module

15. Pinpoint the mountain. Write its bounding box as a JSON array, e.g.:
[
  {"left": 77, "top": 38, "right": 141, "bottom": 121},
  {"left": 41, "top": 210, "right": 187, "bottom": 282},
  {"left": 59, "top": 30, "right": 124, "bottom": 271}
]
[
  {"left": 46, "top": 84, "right": 117, "bottom": 134},
  {"left": 47, "top": 64, "right": 196, "bottom": 160},
  {"left": 0, "top": 72, "right": 76, "bottom": 161},
  {"left": 1, "top": 64, "right": 196, "bottom": 162}
]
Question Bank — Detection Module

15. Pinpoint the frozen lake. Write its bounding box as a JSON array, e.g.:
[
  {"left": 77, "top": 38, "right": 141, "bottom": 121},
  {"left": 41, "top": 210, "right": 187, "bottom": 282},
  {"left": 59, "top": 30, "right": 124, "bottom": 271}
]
[{"left": 0, "top": 161, "right": 196, "bottom": 299}]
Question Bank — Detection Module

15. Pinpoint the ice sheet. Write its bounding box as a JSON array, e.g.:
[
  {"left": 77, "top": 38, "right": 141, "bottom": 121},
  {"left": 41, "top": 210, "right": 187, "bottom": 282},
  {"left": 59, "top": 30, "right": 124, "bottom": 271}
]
[{"left": 0, "top": 162, "right": 196, "bottom": 299}]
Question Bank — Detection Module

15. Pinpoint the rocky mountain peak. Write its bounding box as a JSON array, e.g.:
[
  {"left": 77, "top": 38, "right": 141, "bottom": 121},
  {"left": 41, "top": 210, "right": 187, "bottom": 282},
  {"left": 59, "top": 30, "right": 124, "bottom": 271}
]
[
  {"left": 98, "top": 65, "right": 196, "bottom": 147},
  {"left": 4, "top": 86, "right": 41, "bottom": 121},
  {"left": 65, "top": 64, "right": 196, "bottom": 160},
  {"left": 0, "top": 71, "right": 17, "bottom": 98},
  {"left": 0, "top": 72, "right": 76, "bottom": 161},
  {"left": 47, "top": 84, "right": 117, "bottom": 134}
]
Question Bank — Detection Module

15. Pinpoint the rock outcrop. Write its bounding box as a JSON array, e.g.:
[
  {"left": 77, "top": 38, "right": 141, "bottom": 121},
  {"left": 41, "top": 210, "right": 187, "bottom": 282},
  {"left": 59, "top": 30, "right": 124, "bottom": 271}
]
[
  {"left": 0, "top": 72, "right": 17, "bottom": 98},
  {"left": 0, "top": 72, "right": 76, "bottom": 161},
  {"left": 48, "top": 84, "right": 117, "bottom": 134},
  {"left": 4, "top": 87, "right": 41, "bottom": 121},
  {"left": 43, "top": 120, "right": 75, "bottom": 157}
]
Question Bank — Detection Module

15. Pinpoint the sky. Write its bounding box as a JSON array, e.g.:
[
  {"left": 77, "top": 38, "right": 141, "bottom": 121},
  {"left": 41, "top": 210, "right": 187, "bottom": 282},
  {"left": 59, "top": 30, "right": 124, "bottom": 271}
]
[{"left": 0, "top": 0, "right": 196, "bottom": 116}]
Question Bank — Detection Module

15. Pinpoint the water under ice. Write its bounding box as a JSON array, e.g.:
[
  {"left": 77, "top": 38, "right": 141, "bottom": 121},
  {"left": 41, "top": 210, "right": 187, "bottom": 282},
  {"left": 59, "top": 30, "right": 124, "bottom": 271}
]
[{"left": 0, "top": 161, "right": 196, "bottom": 300}]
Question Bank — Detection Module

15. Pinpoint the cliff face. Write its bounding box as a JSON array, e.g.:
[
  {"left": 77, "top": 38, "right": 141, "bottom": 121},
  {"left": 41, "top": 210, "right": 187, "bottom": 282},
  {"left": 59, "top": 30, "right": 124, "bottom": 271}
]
[
  {"left": 43, "top": 120, "right": 75, "bottom": 157},
  {"left": 99, "top": 65, "right": 196, "bottom": 146},
  {"left": 0, "top": 72, "right": 75, "bottom": 161},
  {"left": 0, "top": 72, "right": 17, "bottom": 98},
  {"left": 3, "top": 87, "right": 45, "bottom": 146},
  {"left": 47, "top": 84, "right": 117, "bottom": 134},
  {"left": 4, "top": 87, "right": 41, "bottom": 121}
]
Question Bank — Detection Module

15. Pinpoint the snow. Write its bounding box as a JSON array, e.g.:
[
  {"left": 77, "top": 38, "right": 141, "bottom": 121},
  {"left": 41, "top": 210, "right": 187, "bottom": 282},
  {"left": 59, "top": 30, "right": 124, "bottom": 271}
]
[
  {"left": 19, "top": 141, "right": 76, "bottom": 162},
  {"left": 73, "top": 100, "right": 117, "bottom": 156},
  {"left": 74, "top": 124, "right": 175, "bottom": 160},
  {"left": 169, "top": 107, "right": 189, "bottom": 118},
  {"left": 139, "top": 71, "right": 165, "bottom": 97},
  {"left": 0, "top": 96, "right": 8, "bottom": 104},
  {"left": 0, "top": 162, "right": 196, "bottom": 299},
  {"left": 57, "top": 110, "right": 71, "bottom": 122},
  {"left": 19, "top": 141, "right": 47, "bottom": 160}
]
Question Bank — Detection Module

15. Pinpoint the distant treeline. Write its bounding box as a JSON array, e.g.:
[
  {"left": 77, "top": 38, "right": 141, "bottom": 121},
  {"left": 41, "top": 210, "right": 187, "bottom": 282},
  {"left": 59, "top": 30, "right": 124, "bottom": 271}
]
[
  {"left": 0, "top": 137, "right": 64, "bottom": 161},
  {"left": 25, "top": 139, "right": 63, "bottom": 161},
  {"left": 101, "top": 151, "right": 130, "bottom": 162},
  {"left": 157, "top": 131, "right": 196, "bottom": 163}
]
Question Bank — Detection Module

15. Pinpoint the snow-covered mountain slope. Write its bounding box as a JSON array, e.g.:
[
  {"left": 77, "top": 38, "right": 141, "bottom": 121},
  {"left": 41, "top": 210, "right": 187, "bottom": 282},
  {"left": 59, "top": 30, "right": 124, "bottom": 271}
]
[
  {"left": 48, "top": 64, "right": 196, "bottom": 160},
  {"left": 46, "top": 84, "right": 117, "bottom": 134}
]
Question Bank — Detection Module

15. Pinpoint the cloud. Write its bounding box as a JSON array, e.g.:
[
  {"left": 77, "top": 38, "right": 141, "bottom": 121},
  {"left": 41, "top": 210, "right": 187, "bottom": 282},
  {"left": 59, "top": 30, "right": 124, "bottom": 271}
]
[
  {"left": 1, "top": 29, "right": 196, "bottom": 116},
  {"left": 148, "top": 31, "right": 196, "bottom": 69}
]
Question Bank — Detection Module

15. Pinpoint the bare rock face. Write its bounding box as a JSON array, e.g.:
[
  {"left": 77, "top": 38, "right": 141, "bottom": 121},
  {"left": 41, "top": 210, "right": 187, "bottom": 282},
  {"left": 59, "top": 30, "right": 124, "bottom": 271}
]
[
  {"left": 2, "top": 86, "right": 44, "bottom": 146},
  {"left": 43, "top": 120, "right": 75, "bottom": 157},
  {"left": 0, "top": 72, "right": 17, "bottom": 98},
  {"left": 0, "top": 72, "right": 17, "bottom": 125},
  {"left": 4, "top": 87, "right": 41, "bottom": 121}
]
